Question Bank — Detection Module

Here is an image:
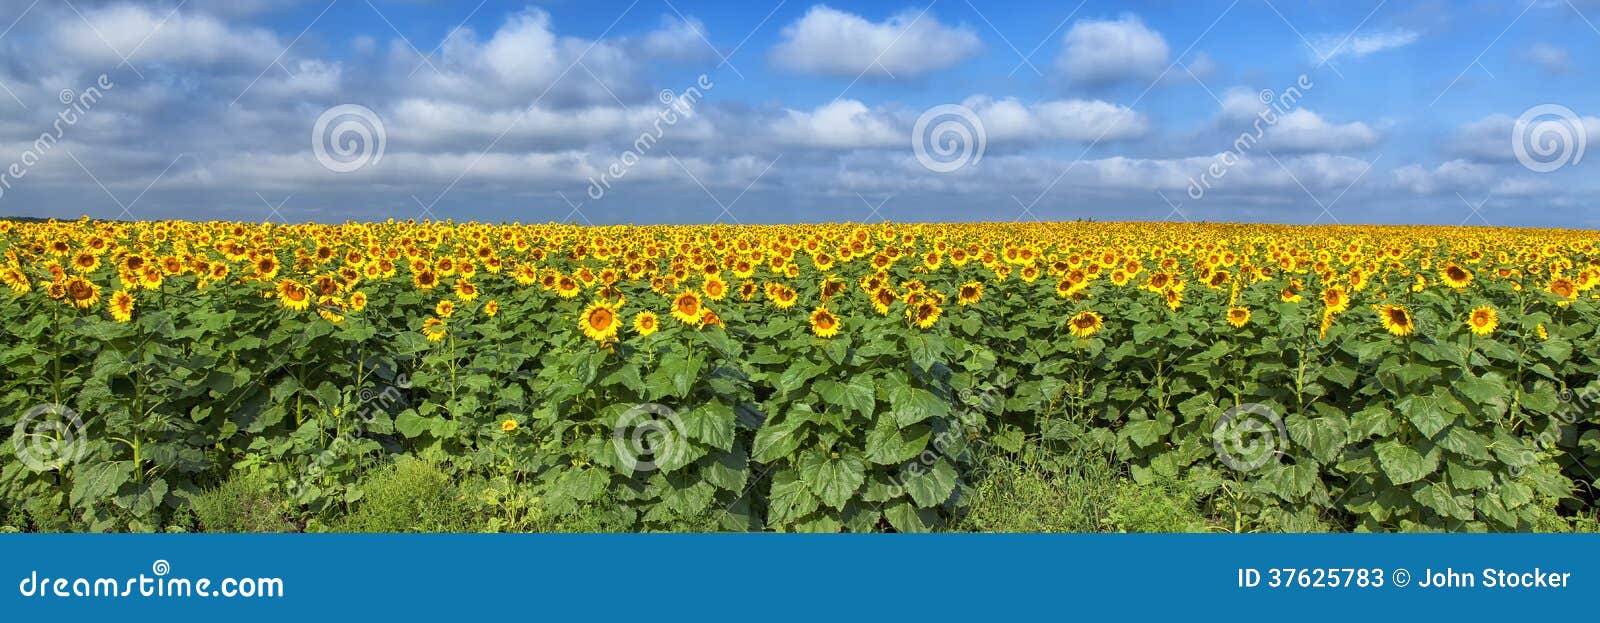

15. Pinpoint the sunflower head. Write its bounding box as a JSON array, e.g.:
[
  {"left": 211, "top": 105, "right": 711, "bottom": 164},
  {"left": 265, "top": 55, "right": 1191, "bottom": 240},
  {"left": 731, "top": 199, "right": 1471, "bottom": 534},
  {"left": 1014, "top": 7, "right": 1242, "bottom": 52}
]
[
  {"left": 633, "top": 310, "right": 659, "bottom": 337},
  {"left": 1466, "top": 305, "right": 1497, "bottom": 336},
  {"left": 671, "top": 291, "right": 703, "bottom": 324},
  {"left": 501, "top": 419, "right": 518, "bottom": 433},
  {"left": 809, "top": 307, "right": 840, "bottom": 338},
  {"left": 1067, "top": 311, "right": 1103, "bottom": 338},
  {"left": 579, "top": 300, "right": 621, "bottom": 343},
  {"left": 1226, "top": 306, "right": 1251, "bottom": 328},
  {"left": 1378, "top": 304, "right": 1415, "bottom": 337},
  {"left": 957, "top": 281, "right": 983, "bottom": 305}
]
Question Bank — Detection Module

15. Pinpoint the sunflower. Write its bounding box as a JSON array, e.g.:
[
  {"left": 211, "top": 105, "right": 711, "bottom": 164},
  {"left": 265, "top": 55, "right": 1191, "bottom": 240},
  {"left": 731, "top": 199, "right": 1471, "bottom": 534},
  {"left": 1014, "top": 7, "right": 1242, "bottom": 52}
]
[
  {"left": 1067, "top": 311, "right": 1103, "bottom": 338},
  {"left": 1226, "top": 306, "right": 1251, "bottom": 328},
  {"left": 1321, "top": 286, "right": 1350, "bottom": 314},
  {"left": 455, "top": 279, "right": 479, "bottom": 302},
  {"left": 579, "top": 300, "right": 621, "bottom": 343},
  {"left": 703, "top": 274, "right": 728, "bottom": 301},
  {"left": 957, "top": 281, "right": 983, "bottom": 305},
  {"left": 348, "top": 291, "right": 368, "bottom": 312},
  {"left": 1, "top": 267, "right": 30, "bottom": 294},
  {"left": 317, "top": 296, "right": 345, "bottom": 323},
  {"left": 435, "top": 300, "right": 455, "bottom": 318},
  {"left": 1440, "top": 264, "right": 1473, "bottom": 289},
  {"left": 275, "top": 279, "right": 310, "bottom": 311},
  {"left": 870, "top": 287, "right": 897, "bottom": 315},
  {"left": 1466, "top": 306, "right": 1497, "bottom": 336},
  {"left": 109, "top": 290, "right": 135, "bottom": 322},
  {"left": 501, "top": 419, "right": 518, "bottom": 433},
  {"left": 769, "top": 284, "right": 798, "bottom": 309},
  {"left": 1549, "top": 276, "right": 1577, "bottom": 303},
  {"left": 633, "top": 310, "right": 659, "bottom": 336},
  {"left": 809, "top": 307, "right": 841, "bottom": 338},
  {"left": 908, "top": 301, "right": 942, "bottom": 330},
  {"left": 62, "top": 276, "right": 100, "bottom": 309},
  {"left": 422, "top": 317, "right": 448, "bottom": 342},
  {"left": 413, "top": 269, "right": 439, "bottom": 290},
  {"left": 483, "top": 299, "right": 499, "bottom": 318},
  {"left": 556, "top": 276, "right": 582, "bottom": 299},
  {"left": 71, "top": 251, "right": 100, "bottom": 273},
  {"left": 1377, "top": 304, "right": 1415, "bottom": 337},
  {"left": 670, "top": 291, "right": 703, "bottom": 325}
]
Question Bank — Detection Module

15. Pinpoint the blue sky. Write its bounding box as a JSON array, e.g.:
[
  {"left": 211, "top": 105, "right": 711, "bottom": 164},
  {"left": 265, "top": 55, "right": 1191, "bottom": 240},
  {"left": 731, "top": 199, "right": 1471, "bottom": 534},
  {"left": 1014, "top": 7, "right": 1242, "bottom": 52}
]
[{"left": 0, "top": 0, "right": 1596, "bottom": 226}]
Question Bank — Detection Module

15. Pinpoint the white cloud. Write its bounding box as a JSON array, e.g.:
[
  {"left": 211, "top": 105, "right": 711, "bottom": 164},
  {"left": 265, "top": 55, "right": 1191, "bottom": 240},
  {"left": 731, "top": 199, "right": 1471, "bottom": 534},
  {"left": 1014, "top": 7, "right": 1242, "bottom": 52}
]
[
  {"left": 51, "top": 4, "right": 285, "bottom": 66},
  {"left": 770, "top": 6, "right": 980, "bottom": 77},
  {"left": 639, "top": 16, "right": 713, "bottom": 61},
  {"left": 960, "top": 95, "right": 1148, "bottom": 143},
  {"left": 770, "top": 100, "right": 903, "bottom": 148},
  {"left": 1450, "top": 112, "right": 1600, "bottom": 162},
  {"left": 1055, "top": 15, "right": 1169, "bottom": 84},
  {"left": 1393, "top": 159, "right": 1494, "bottom": 194},
  {"left": 1263, "top": 110, "right": 1381, "bottom": 152},
  {"left": 1525, "top": 43, "right": 1569, "bottom": 74},
  {"left": 1307, "top": 28, "right": 1418, "bottom": 63}
]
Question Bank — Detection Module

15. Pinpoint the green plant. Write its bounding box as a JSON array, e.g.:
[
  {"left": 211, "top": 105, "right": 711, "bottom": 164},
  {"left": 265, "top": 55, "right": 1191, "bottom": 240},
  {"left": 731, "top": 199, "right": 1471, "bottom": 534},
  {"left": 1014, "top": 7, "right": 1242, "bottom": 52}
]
[{"left": 191, "top": 472, "right": 296, "bottom": 533}]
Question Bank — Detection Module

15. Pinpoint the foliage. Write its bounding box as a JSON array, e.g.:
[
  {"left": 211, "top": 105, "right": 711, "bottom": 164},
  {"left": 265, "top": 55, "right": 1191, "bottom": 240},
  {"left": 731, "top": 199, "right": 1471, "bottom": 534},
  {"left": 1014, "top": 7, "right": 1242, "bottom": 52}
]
[{"left": 1, "top": 218, "right": 1598, "bottom": 532}]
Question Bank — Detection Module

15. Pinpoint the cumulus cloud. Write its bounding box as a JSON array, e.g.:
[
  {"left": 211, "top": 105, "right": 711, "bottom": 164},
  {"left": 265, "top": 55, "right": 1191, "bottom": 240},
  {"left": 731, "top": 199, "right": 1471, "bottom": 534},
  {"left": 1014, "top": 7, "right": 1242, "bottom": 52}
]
[
  {"left": 1262, "top": 110, "right": 1381, "bottom": 153},
  {"left": 959, "top": 95, "right": 1148, "bottom": 143},
  {"left": 639, "top": 16, "right": 714, "bottom": 62},
  {"left": 1450, "top": 112, "right": 1600, "bottom": 162},
  {"left": 51, "top": 4, "right": 286, "bottom": 66},
  {"left": 1055, "top": 15, "right": 1169, "bottom": 84},
  {"left": 770, "top": 6, "right": 980, "bottom": 77},
  {"left": 1524, "top": 43, "right": 1570, "bottom": 74},
  {"left": 1307, "top": 28, "right": 1418, "bottom": 63},
  {"left": 1393, "top": 159, "right": 1494, "bottom": 194},
  {"left": 770, "top": 99, "right": 903, "bottom": 148},
  {"left": 767, "top": 96, "right": 1147, "bottom": 149}
]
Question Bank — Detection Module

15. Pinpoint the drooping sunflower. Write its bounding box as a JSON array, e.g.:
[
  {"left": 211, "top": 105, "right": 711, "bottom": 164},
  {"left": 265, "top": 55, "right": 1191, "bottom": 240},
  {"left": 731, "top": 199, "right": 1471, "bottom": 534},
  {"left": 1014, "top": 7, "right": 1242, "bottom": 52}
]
[
  {"left": 957, "top": 281, "right": 983, "bottom": 306},
  {"left": 809, "top": 307, "right": 840, "bottom": 338},
  {"left": 1067, "top": 311, "right": 1103, "bottom": 338},
  {"left": 1440, "top": 264, "right": 1473, "bottom": 289},
  {"left": 579, "top": 301, "right": 621, "bottom": 344},
  {"left": 1377, "top": 304, "right": 1415, "bottom": 337},
  {"left": 633, "top": 310, "right": 659, "bottom": 337},
  {"left": 1226, "top": 306, "right": 1251, "bottom": 328},
  {"left": 1549, "top": 276, "right": 1577, "bottom": 303},
  {"left": 276, "top": 279, "right": 311, "bottom": 311},
  {"left": 1466, "top": 305, "right": 1497, "bottom": 336},
  {"left": 2, "top": 267, "right": 31, "bottom": 294},
  {"left": 670, "top": 291, "right": 703, "bottom": 325},
  {"left": 870, "top": 287, "right": 897, "bottom": 315},
  {"left": 108, "top": 290, "right": 135, "bottom": 322}
]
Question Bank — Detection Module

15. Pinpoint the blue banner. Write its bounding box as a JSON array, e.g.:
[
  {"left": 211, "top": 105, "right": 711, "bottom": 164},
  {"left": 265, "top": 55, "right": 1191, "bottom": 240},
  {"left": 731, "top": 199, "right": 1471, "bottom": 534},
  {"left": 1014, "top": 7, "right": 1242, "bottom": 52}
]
[{"left": 2, "top": 534, "right": 1593, "bottom": 620}]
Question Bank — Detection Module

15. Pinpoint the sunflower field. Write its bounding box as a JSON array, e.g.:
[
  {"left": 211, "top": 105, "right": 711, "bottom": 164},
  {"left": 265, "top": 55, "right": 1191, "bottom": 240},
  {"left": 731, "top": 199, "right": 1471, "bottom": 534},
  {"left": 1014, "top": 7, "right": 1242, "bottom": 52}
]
[{"left": 2, "top": 217, "right": 1598, "bottom": 532}]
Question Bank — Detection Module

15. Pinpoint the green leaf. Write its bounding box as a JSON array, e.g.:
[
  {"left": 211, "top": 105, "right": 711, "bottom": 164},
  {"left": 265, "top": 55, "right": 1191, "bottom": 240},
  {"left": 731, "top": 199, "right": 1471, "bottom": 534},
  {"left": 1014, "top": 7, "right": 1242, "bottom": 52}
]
[
  {"left": 1375, "top": 440, "right": 1436, "bottom": 485},
  {"left": 882, "top": 500, "right": 937, "bottom": 533},
  {"left": 889, "top": 384, "right": 949, "bottom": 427},
  {"left": 1396, "top": 392, "right": 1456, "bottom": 439},
  {"left": 767, "top": 469, "right": 819, "bottom": 524},
  {"left": 682, "top": 400, "right": 737, "bottom": 451},
  {"left": 751, "top": 414, "right": 806, "bottom": 463},
  {"left": 901, "top": 459, "right": 958, "bottom": 507},
  {"left": 864, "top": 416, "right": 931, "bottom": 465},
  {"left": 393, "top": 409, "right": 429, "bottom": 438},
  {"left": 797, "top": 450, "right": 867, "bottom": 511},
  {"left": 70, "top": 460, "right": 134, "bottom": 507}
]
